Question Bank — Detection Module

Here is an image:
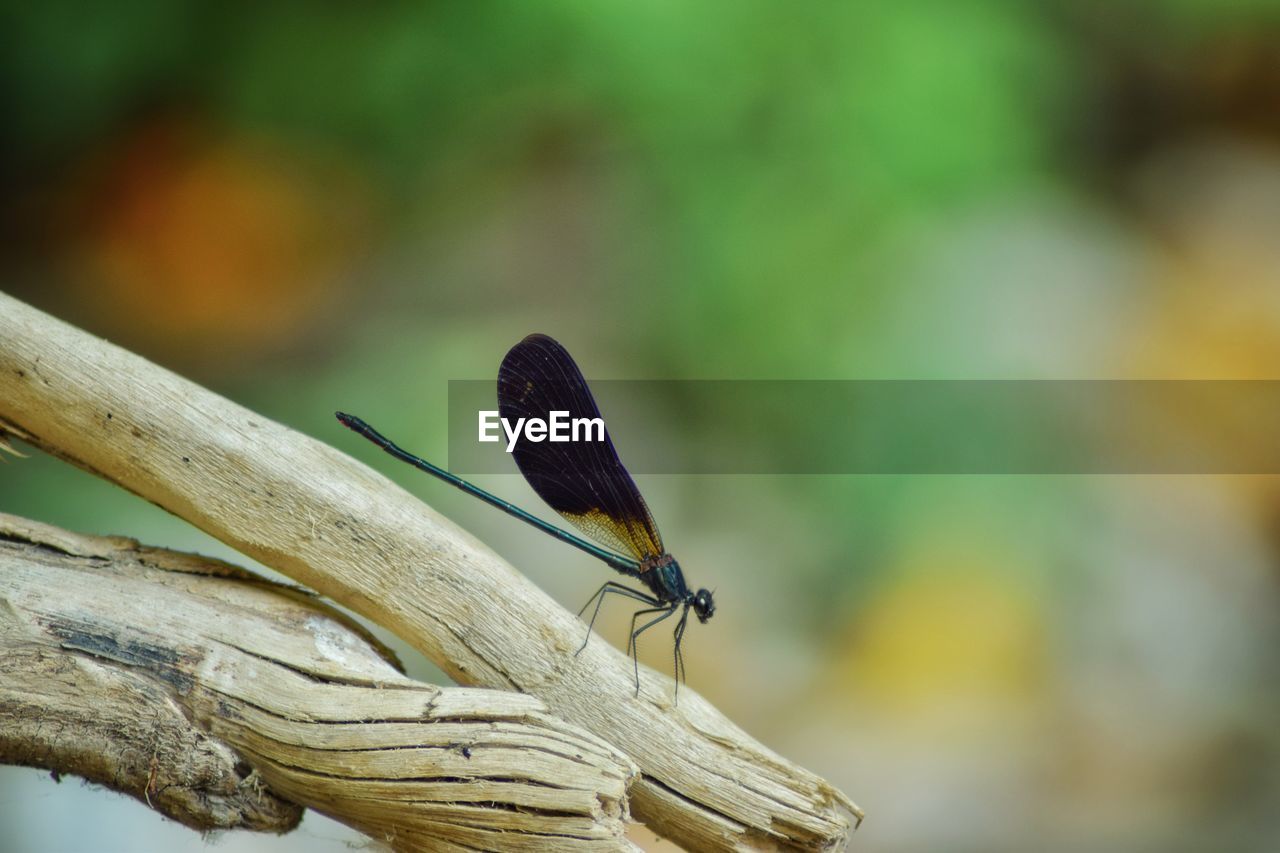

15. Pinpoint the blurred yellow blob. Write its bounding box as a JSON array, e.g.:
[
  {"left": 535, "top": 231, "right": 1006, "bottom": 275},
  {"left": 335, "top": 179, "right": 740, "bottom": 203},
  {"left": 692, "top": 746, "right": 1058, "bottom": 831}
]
[
  {"left": 1129, "top": 146, "right": 1280, "bottom": 380},
  {"left": 843, "top": 543, "right": 1045, "bottom": 715}
]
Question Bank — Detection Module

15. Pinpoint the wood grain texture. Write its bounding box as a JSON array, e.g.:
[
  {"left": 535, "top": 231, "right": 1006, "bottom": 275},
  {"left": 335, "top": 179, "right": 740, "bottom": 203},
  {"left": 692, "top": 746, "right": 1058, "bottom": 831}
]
[
  {"left": 0, "top": 292, "right": 862, "bottom": 850},
  {"left": 0, "top": 513, "right": 637, "bottom": 851}
]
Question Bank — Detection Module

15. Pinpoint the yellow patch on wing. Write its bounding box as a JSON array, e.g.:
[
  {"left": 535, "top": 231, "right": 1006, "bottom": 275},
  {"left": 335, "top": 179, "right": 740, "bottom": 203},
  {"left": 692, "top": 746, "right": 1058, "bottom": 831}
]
[{"left": 560, "top": 507, "right": 664, "bottom": 566}]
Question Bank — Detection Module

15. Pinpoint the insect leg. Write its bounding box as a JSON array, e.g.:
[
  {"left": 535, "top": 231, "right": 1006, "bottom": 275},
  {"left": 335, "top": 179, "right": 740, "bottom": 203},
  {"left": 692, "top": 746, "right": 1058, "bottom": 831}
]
[
  {"left": 575, "top": 582, "right": 660, "bottom": 657},
  {"left": 672, "top": 606, "right": 691, "bottom": 704},
  {"left": 626, "top": 606, "right": 670, "bottom": 657},
  {"left": 628, "top": 605, "right": 678, "bottom": 697}
]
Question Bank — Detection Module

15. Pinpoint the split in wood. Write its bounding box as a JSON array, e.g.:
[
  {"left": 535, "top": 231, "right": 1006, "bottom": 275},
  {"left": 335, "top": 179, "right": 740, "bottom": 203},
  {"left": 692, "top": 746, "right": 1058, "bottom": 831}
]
[{"left": 0, "top": 514, "right": 638, "bottom": 851}]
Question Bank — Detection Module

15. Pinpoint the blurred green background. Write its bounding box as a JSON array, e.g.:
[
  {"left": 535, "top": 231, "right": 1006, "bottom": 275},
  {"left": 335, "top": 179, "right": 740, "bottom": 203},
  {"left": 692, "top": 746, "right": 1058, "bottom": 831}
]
[{"left": 3, "top": 3, "right": 1280, "bottom": 851}]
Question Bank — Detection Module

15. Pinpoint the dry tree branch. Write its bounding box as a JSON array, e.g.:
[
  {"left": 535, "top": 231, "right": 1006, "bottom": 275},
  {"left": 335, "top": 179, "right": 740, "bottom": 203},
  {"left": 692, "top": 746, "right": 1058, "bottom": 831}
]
[
  {"left": 0, "top": 291, "right": 862, "bottom": 851},
  {"left": 0, "top": 513, "right": 638, "bottom": 851},
  {"left": 0, "top": 514, "right": 640, "bottom": 845}
]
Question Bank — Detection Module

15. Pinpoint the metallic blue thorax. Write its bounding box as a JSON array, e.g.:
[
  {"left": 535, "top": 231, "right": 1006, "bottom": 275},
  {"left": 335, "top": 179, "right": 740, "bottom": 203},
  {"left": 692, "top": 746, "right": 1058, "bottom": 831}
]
[{"left": 638, "top": 554, "right": 689, "bottom": 604}]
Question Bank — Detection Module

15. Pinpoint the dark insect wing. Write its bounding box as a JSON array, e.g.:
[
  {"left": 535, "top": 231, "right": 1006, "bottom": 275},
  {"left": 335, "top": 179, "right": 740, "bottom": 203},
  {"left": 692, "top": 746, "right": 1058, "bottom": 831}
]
[{"left": 498, "top": 334, "right": 665, "bottom": 564}]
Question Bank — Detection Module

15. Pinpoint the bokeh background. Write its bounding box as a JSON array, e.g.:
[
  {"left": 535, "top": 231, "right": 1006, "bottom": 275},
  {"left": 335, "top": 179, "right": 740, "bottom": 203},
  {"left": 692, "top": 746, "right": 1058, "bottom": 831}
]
[{"left": 4, "top": 3, "right": 1280, "bottom": 851}]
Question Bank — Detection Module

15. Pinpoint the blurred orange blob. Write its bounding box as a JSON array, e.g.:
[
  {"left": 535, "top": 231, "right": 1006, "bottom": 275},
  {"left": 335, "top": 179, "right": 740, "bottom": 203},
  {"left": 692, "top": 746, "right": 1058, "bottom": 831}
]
[
  {"left": 840, "top": 542, "right": 1046, "bottom": 716},
  {"left": 72, "top": 119, "right": 366, "bottom": 368},
  {"left": 1129, "top": 145, "right": 1280, "bottom": 379}
]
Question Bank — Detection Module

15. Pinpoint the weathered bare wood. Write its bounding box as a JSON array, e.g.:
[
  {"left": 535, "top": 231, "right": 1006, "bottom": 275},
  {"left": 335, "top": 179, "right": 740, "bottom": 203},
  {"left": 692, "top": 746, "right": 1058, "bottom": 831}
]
[
  {"left": 0, "top": 291, "right": 862, "bottom": 850},
  {"left": 0, "top": 514, "right": 638, "bottom": 851}
]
